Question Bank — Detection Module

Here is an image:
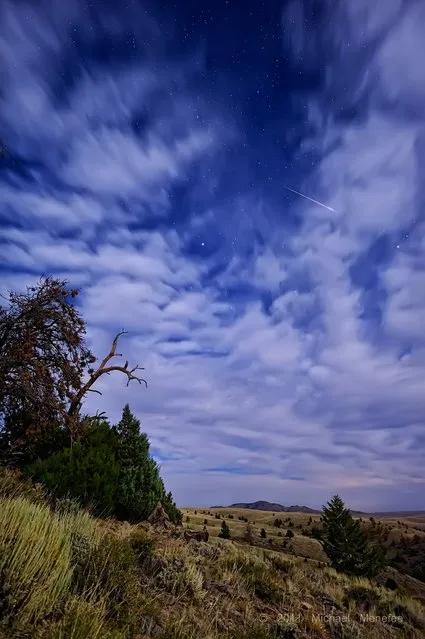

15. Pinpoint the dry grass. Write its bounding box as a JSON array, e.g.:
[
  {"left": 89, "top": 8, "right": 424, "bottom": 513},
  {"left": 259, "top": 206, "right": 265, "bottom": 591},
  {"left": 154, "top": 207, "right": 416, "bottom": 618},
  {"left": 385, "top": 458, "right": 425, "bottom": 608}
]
[
  {"left": 0, "top": 494, "right": 113, "bottom": 638},
  {"left": 0, "top": 496, "right": 74, "bottom": 629},
  {"left": 1, "top": 489, "right": 425, "bottom": 639}
]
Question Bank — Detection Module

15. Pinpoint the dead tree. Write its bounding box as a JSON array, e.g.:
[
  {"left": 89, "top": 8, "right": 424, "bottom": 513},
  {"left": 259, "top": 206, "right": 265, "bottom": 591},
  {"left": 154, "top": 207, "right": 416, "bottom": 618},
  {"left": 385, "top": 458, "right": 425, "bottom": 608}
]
[{"left": 68, "top": 330, "right": 147, "bottom": 418}]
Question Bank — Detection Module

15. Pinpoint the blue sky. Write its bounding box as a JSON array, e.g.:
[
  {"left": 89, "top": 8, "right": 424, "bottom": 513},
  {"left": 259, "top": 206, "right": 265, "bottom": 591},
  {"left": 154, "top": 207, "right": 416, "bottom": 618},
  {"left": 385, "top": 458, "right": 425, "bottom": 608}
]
[{"left": 1, "top": 0, "right": 424, "bottom": 511}]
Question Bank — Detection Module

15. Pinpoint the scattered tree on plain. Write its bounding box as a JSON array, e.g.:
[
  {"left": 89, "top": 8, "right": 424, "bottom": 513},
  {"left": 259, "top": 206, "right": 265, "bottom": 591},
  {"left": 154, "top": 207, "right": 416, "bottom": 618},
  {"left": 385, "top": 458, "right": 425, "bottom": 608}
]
[
  {"left": 219, "top": 520, "right": 231, "bottom": 539},
  {"left": 320, "top": 495, "right": 384, "bottom": 577}
]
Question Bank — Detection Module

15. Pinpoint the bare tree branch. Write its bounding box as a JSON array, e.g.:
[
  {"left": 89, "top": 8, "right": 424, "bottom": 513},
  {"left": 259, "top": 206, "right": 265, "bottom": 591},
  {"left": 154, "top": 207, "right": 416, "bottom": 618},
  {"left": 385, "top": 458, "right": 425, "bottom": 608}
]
[{"left": 67, "top": 330, "right": 147, "bottom": 417}]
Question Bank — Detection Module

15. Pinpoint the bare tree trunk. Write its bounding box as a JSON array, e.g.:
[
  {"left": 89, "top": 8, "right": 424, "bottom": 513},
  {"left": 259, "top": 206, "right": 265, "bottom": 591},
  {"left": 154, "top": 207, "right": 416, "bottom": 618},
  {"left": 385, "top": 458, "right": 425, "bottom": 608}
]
[{"left": 68, "top": 330, "right": 147, "bottom": 418}]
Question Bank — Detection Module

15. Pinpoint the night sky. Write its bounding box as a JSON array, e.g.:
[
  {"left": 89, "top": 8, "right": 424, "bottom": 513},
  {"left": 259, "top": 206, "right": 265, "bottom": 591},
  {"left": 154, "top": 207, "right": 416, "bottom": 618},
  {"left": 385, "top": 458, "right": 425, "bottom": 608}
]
[{"left": 1, "top": 0, "right": 424, "bottom": 511}]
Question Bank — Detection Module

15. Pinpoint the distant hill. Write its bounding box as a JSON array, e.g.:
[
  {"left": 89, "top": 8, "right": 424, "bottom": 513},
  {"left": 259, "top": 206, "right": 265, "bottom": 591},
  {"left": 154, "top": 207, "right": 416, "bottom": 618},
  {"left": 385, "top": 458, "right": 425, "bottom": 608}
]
[
  {"left": 371, "top": 511, "right": 425, "bottom": 518},
  {"left": 211, "top": 500, "right": 321, "bottom": 514},
  {"left": 210, "top": 501, "right": 425, "bottom": 517}
]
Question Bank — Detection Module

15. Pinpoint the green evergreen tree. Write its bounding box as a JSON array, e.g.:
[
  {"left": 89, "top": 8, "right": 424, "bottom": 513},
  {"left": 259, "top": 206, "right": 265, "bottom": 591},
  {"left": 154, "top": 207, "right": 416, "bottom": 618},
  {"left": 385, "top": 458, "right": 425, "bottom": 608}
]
[
  {"left": 114, "top": 405, "right": 181, "bottom": 524},
  {"left": 321, "top": 495, "right": 384, "bottom": 577},
  {"left": 26, "top": 417, "right": 120, "bottom": 516},
  {"left": 219, "top": 519, "right": 231, "bottom": 539}
]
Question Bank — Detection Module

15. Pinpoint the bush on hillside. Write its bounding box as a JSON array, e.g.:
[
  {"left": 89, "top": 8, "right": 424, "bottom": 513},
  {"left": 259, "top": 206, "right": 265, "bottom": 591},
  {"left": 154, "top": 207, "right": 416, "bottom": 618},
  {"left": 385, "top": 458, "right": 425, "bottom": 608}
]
[
  {"left": 26, "top": 418, "right": 120, "bottom": 517},
  {"left": 219, "top": 520, "right": 231, "bottom": 539},
  {"left": 25, "top": 406, "right": 182, "bottom": 525}
]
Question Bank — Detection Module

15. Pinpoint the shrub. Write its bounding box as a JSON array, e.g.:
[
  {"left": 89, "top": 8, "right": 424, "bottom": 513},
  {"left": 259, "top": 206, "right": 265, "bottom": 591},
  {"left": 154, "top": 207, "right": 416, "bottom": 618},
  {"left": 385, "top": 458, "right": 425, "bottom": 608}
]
[
  {"left": 75, "top": 535, "right": 148, "bottom": 634},
  {"left": 219, "top": 520, "right": 231, "bottom": 539},
  {"left": 26, "top": 420, "right": 120, "bottom": 517},
  {"left": 269, "top": 555, "right": 294, "bottom": 575},
  {"left": 344, "top": 584, "right": 381, "bottom": 612},
  {"left": 285, "top": 529, "right": 294, "bottom": 538},
  {"left": 311, "top": 526, "right": 322, "bottom": 540},
  {"left": 241, "top": 561, "right": 282, "bottom": 605},
  {"left": 129, "top": 529, "right": 156, "bottom": 565},
  {"left": 244, "top": 523, "right": 255, "bottom": 544},
  {"left": 41, "top": 596, "right": 121, "bottom": 639},
  {"left": 0, "top": 465, "right": 44, "bottom": 500}
]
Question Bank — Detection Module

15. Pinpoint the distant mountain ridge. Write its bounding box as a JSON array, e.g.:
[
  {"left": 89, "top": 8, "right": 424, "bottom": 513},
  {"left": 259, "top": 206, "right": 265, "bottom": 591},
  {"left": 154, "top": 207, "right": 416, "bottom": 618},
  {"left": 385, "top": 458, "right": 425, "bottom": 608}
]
[
  {"left": 210, "top": 500, "right": 425, "bottom": 517},
  {"left": 211, "top": 500, "right": 321, "bottom": 514}
]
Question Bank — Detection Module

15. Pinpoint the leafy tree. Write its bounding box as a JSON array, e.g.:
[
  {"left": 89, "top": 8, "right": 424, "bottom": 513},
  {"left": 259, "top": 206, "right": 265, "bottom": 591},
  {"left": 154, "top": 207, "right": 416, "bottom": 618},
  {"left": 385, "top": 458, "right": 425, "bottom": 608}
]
[
  {"left": 114, "top": 405, "right": 181, "bottom": 524},
  {"left": 0, "top": 277, "right": 94, "bottom": 464},
  {"left": 320, "top": 495, "right": 384, "bottom": 577},
  {"left": 274, "top": 518, "right": 282, "bottom": 528},
  {"left": 219, "top": 520, "right": 231, "bottom": 539},
  {"left": 0, "top": 278, "right": 146, "bottom": 466}
]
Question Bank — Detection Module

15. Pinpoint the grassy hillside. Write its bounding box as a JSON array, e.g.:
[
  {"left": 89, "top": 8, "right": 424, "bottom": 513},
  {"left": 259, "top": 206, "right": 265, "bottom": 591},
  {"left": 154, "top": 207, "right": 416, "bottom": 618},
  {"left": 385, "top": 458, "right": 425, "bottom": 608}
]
[
  {"left": 181, "top": 508, "right": 327, "bottom": 561},
  {"left": 1, "top": 475, "right": 425, "bottom": 639},
  {"left": 182, "top": 507, "right": 425, "bottom": 583}
]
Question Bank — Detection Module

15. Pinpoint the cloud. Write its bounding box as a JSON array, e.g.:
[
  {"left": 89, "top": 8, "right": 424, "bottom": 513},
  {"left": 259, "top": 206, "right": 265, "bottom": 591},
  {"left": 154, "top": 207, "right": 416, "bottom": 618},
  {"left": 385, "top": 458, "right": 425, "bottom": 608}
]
[{"left": 1, "top": 0, "right": 424, "bottom": 512}]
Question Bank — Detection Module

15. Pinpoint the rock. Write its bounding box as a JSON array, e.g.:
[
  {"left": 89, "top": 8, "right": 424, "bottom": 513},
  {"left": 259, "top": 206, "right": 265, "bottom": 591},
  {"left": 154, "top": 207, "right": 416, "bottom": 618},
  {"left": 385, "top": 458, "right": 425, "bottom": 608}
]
[
  {"left": 148, "top": 503, "right": 170, "bottom": 528},
  {"left": 184, "top": 529, "right": 209, "bottom": 542}
]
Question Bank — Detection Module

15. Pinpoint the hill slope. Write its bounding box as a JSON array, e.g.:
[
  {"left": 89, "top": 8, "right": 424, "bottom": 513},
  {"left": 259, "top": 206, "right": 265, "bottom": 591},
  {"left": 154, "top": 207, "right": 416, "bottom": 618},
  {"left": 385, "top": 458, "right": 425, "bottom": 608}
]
[{"left": 2, "top": 473, "right": 425, "bottom": 639}]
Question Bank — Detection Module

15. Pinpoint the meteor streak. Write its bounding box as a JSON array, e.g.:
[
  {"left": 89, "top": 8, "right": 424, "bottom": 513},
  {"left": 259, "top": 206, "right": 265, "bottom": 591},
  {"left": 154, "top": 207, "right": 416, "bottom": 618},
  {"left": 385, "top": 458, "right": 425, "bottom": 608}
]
[{"left": 284, "top": 185, "right": 336, "bottom": 212}]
